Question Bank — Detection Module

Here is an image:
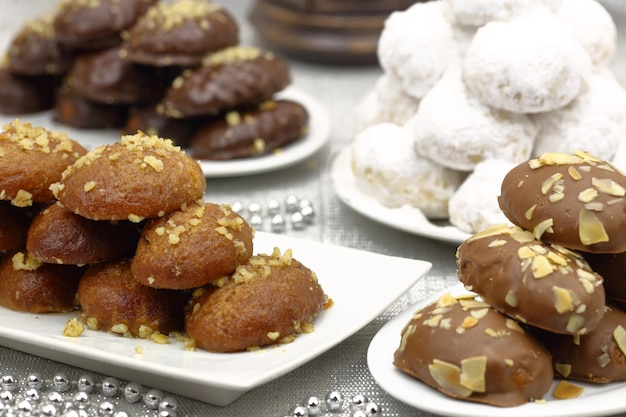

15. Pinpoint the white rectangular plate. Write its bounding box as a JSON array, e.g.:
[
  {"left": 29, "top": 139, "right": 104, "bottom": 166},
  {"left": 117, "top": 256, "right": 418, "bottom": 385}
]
[{"left": 0, "top": 232, "right": 431, "bottom": 406}]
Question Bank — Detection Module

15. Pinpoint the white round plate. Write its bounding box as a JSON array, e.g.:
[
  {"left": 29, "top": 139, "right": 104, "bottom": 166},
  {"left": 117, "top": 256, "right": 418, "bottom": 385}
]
[
  {"left": 0, "top": 86, "right": 330, "bottom": 178},
  {"left": 330, "top": 147, "right": 471, "bottom": 244},
  {"left": 368, "top": 283, "right": 626, "bottom": 417}
]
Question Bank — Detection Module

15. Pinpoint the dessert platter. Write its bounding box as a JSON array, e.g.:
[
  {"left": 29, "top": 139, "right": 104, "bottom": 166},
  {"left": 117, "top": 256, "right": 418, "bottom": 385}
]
[
  {"left": 0, "top": 86, "right": 331, "bottom": 178},
  {"left": 368, "top": 283, "right": 626, "bottom": 417},
  {"left": 0, "top": 231, "right": 431, "bottom": 406},
  {"left": 330, "top": 147, "right": 471, "bottom": 244}
]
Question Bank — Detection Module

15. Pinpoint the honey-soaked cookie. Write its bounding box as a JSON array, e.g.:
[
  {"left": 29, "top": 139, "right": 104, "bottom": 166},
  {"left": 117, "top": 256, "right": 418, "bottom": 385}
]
[
  {"left": 533, "top": 305, "right": 626, "bottom": 384},
  {"left": 189, "top": 99, "right": 309, "bottom": 160},
  {"left": 53, "top": 0, "right": 157, "bottom": 51},
  {"left": 131, "top": 202, "right": 253, "bottom": 289},
  {"left": 0, "top": 250, "right": 82, "bottom": 313},
  {"left": 120, "top": 0, "right": 239, "bottom": 67},
  {"left": 499, "top": 151, "right": 626, "bottom": 253},
  {"left": 158, "top": 46, "right": 291, "bottom": 118},
  {"left": 0, "top": 119, "right": 87, "bottom": 206},
  {"left": 393, "top": 292, "right": 553, "bottom": 407},
  {"left": 51, "top": 132, "right": 206, "bottom": 222},
  {"left": 185, "top": 248, "right": 326, "bottom": 352},
  {"left": 0, "top": 201, "right": 38, "bottom": 251},
  {"left": 457, "top": 224, "right": 605, "bottom": 335},
  {"left": 26, "top": 202, "right": 141, "bottom": 265},
  {"left": 77, "top": 258, "right": 186, "bottom": 338}
]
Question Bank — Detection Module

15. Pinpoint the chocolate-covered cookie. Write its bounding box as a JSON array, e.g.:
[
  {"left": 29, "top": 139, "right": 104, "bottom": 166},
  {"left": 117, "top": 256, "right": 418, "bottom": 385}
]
[
  {"left": 120, "top": 0, "right": 239, "bottom": 67},
  {"left": 499, "top": 151, "right": 626, "bottom": 253},
  {"left": 158, "top": 46, "right": 291, "bottom": 118},
  {"left": 189, "top": 99, "right": 308, "bottom": 160},
  {"left": 533, "top": 305, "right": 626, "bottom": 384},
  {"left": 456, "top": 224, "right": 605, "bottom": 335},
  {"left": 53, "top": 0, "right": 157, "bottom": 51},
  {"left": 393, "top": 292, "right": 553, "bottom": 407},
  {"left": 0, "top": 65, "right": 59, "bottom": 115},
  {"left": 54, "top": 86, "right": 128, "bottom": 129},
  {"left": 583, "top": 251, "right": 626, "bottom": 303},
  {"left": 123, "top": 103, "right": 200, "bottom": 148}
]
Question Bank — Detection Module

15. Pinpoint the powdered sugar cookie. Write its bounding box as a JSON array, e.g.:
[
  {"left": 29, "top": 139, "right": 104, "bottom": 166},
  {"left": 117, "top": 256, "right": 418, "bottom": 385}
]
[
  {"left": 555, "top": 0, "right": 616, "bottom": 67},
  {"left": 532, "top": 73, "right": 626, "bottom": 161},
  {"left": 374, "top": 73, "right": 420, "bottom": 126},
  {"left": 408, "top": 69, "right": 537, "bottom": 171},
  {"left": 377, "top": 1, "right": 460, "bottom": 99},
  {"left": 462, "top": 8, "right": 591, "bottom": 113},
  {"left": 448, "top": 159, "right": 515, "bottom": 234},
  {"left": 351, "top": 122, "right": 464, "bottom": 218},
  {"left": 444, "top": 0, "right": 560, "bottom": 27}
]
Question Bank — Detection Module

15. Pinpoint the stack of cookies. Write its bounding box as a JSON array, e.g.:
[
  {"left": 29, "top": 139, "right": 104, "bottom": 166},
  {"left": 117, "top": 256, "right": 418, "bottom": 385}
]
[{"left": 0, "top": 0, "right": 309, "bottom": 160}]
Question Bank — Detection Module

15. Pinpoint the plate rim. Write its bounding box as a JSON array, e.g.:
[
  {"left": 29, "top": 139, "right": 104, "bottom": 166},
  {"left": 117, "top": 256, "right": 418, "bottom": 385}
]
[
  {"left": 0, "top": 232, "right": 431, "bottom": 406},
  {"left": 367, "top": 283, "right": 626, "bottom": 417},
  {"left": 330, "top": 147, "right": 472, "bottom": 244}
]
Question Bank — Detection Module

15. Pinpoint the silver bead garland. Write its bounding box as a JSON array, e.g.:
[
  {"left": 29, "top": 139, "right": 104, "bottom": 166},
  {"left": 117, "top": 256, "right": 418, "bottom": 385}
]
[
  {"left": 286, "top": 391, "right": 382, "bottom": 417},
  {"left": 0, "top": 372, "right": 179, "bottom": 417},
  {"left": 229, "top": 195, "right": 315, "bottom": 233}
]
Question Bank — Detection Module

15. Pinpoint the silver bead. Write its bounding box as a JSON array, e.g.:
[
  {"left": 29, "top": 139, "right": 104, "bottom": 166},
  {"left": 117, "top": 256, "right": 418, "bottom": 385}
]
[
  {"left": 271, "top": 214, "right": 286, "bottom": 233},
  {"left": 77, "top": 375, "right": 95, "bottom": 393},
  {"left": 230, "top": 201, "right": 244, "bottom": 214},
  {"left": 47, "top": 391, "right": 64, "bottom": 405},
  {"left": 299, "top": 198, "right": 312, "bottom": 210},
  {"left": 0, "top": 375, "right": 17, "bottom": 391},
  {"left": 300, "top": 205, "right": 315, "bottom": 224},
  {"left": 291, "top": 405, "right": 308, "bottom": 417},
  {"left": 325, "top": 390, "right": 343, "bottom": 411},
  {"left": 52, "top": 372, "right": 70, "bottom": 392},
  {"left": 40, "top": 403, "right": 57, "bottom": 417},
  {"left": 73, "top": 391, "right": 90, "bottom": 409},
  {"left": 291, "top": 212, "right": 305, "bottom": 230},
  {"left": 352, "top": 411, "right": 367, "bottom": 417},
  {"left": 285, "top": 195, "right": 299, "bottom": 213},
  {"left": 27, "top": 373, "right": 44, "bottom": 390},
  {"left": 16, "top": 399, "right": 33, "bottom": 414},
  {"left": 267, "top": 198, "right": 281, "bottom": 215},
  {"left": 159, "top": 396, "right": 178, "bottom": 412},
  {"left": 24, "top": 388, "right": 40, "bottom": 403},
  {"left": 123, "top": 382, "right": 142, "bottom": 403},
  {"left": 363, "top": 402, "right": 381, "bottom": 416},
  {"left": 249, "top": 213, "right": 263, "bottom": 229},
  {"left": 63, "top": 410, "right": 82, "bottom": 417},
  {"left": 98, "top": 401, "right": 115, "bottom": 415},
  {"left": 247, "top": 202, "right": 262, "bottom": 215},
  {"left": 350, "top": 394, "right": 368, "bottom": 411},
  {"left": 0, "top": 390, "right": 14, "bottom": 403},
  {"left": 101, "top": 377, "right": 119, "bottom": 397},
  {"left": 113, "top": 412, "right": 128, "bottom": 417},
  {"left": 144, "top": 389, "right": 163, "bottom": 409},
  {"left": 303, "top": 396, "right": 322, "bottom": 416},
  {"left": 158, "top": 411, "right": 178, "bottom": 417}
]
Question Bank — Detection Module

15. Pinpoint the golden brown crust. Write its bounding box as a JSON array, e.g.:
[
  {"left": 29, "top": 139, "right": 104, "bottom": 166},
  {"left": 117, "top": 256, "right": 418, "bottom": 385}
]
[
  {"left": 131, "top": 202, "right": 253, "bottom": 289},
  {"left": 0, "top": 201, "right": 38, "bottom": 251},
  {"left": 499, "top": 151, "right": 626, "bottom": 253},
  {"left": 393, "top": 293, "right": 553, "bottom": 407},
  {"left": 52, "top": 131, "right": 206, "bottom": 221},
  {"left": 26, "top": 202, "right": 141, "bottom": 265},
  {"left": 456, "top": 224, "right": 605, "bottom": 336},
  {"left": 0, "top": 249, "right": 82, "bottom": 313},
  {"left": 0, "top": 119, "right": 87, "bottom": 205},
  {"left": 77, "top": 258, "right": 186, "bottom": 337},
  {"left": 120, "top": 0, "right": 239, "bottom": 66},
  {"left": 185, "top": 248, "right": 325, "bottom": 352}
]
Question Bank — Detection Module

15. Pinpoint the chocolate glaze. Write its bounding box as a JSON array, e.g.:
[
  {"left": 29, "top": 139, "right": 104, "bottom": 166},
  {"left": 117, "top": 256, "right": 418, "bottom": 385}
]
[
  {"left": 499, "top": 152, "right": 626, "bottom": 253},
  {"left": 189, "top": 99, "right": 308, "bottom": 160},
  {"left": 393, "top": 293, "right": 553, "bottom": 407},
  {"left": 53, "top": 87, "right": 128, "bottom": 129},
  {"left": 532, "top": 305, "right": 626, "bottom": 384},
  {"left": 456, "top": 224, "right": 605, "bottom": 335},
  {"left": 158, "top": 47, "right": 291, "bottom": 118},
  {"left": 0, "top": 67, "right": 59, "bottom": 114},
  {"left": 584, "top": 251, "right": 626, "bottom": 303}
]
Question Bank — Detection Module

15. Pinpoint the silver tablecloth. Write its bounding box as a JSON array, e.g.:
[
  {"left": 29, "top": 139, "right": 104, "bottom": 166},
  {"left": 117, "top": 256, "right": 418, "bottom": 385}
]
[{"left": 2, "top": 1, "right": 626, "bottom": 416}]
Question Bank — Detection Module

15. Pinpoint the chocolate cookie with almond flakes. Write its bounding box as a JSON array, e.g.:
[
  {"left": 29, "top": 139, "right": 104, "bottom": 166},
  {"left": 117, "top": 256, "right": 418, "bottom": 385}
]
[
  {"left": 498, "top": 151, "right": 626, "bottom": 253},
  {"left": 189, "top": 99, "right": 309, "bottom": 160},
  {"left": 456, "top": 224, "right": 605, "bottom": 336}
]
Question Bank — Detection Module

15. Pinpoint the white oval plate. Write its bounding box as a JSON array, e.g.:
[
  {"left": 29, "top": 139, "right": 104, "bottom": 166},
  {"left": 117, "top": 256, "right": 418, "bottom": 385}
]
[
  {"left": 0, "top": 86, "right": 331, "bottom": 178},
  {"left": 368, "top": 283, "right": 626, "bottom": 417},
  {"left": 0, "top": 232, "right": 431, "bottom": 406},
  {"left": 330, "top": 147, "right": 471, "bottom": 245}
]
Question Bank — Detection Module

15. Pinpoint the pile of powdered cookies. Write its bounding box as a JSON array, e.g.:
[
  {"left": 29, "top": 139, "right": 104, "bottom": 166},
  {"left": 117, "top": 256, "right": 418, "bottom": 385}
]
[
  {"left": 351, "top": 0, "right": 626, "bottom": 233},
  {"left": 394, "top": 150, "right": 626, "bottom": 406},
  {"left": 0, "top": 0, "right": 309, "bottom": 161},
  {"left": 0, "top": 119, "right": 329, "bottom": 353}
]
